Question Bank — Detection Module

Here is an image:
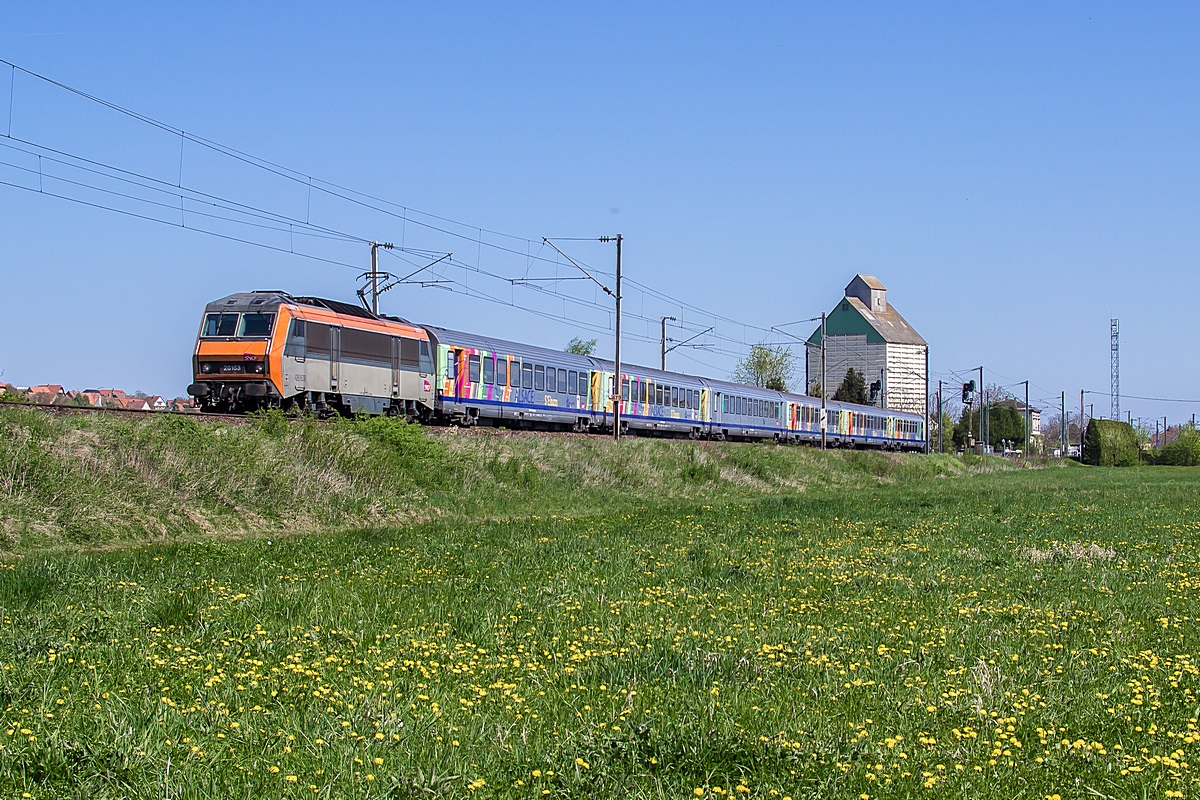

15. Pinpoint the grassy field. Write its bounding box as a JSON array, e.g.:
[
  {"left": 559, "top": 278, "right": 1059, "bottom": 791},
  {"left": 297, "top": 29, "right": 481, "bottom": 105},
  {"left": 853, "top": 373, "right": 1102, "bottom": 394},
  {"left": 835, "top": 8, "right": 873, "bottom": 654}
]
[{"left": 2, "top": 409, "right": 1199, "bottom": 798}]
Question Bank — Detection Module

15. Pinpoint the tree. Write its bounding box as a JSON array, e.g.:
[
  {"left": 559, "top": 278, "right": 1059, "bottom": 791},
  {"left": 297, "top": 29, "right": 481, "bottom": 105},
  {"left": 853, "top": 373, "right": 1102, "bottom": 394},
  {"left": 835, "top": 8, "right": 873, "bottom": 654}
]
[
  {"left": 808, "top": 381, "right": 822, "bottom": 398},
  {"left": 954, "top": 401, "right": 1027, "bottom": 451},
  {"left": 732, "top": 344, "right": 795, "bottom": 392},
  {"left": 832, "top": 368, "right": 869, "bottom": 405},
  {"left": 0, "top": 388, "right": 28, "bottom": 403},
  {"left": 565, "top": 337, "right": 597, "bottom": 356}
]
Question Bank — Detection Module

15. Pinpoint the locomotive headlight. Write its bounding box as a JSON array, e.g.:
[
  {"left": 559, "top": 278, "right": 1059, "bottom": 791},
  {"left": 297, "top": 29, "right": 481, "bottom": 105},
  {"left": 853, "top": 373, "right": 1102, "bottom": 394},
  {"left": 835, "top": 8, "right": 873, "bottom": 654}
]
[
  {"left": 200, "top": 363, "right": 213, "bottom": 374},
  {"left": 248, "top": 362, "right": 264, "bottom": 374}
]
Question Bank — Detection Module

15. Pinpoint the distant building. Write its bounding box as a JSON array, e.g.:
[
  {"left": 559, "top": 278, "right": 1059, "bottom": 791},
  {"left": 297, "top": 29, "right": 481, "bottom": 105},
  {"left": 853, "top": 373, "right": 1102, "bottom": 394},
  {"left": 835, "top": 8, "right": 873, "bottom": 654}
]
[
  {"left": 1015, "top": 403, "right": 1042, "bottom": 442},
  {"left": 806, "top": 275, "right": 928, "bottom": 415},
  {"left": 26, "top": 384, "right": 65, "bottom": 401},
  {"left": 146, "top": 395, "right": 168, "bottom": 411},
  {"left": 118, "top": 397, "right": 152, "bottom": 411}
]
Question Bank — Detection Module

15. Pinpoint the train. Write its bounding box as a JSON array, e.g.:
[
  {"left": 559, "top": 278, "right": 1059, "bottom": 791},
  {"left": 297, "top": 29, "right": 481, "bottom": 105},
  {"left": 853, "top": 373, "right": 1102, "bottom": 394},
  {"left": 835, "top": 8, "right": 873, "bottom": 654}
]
[{"left": 187, "top": 290, "right": 927, "bottom": 451}]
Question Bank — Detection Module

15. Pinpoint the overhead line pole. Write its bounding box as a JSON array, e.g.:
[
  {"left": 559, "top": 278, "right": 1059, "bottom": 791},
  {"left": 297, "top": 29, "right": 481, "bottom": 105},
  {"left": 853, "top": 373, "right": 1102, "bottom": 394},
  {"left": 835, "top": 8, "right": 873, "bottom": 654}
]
[
  {"left": 821, "top": 313, "right": 827, "bottom": 450},
  {"left": 660, "top": 316, "right": 677, "bottom": 371},
  {"left": 368, "top": 241, "right": 394, "bottom": 315},
  {"left": 600, "top": 235, "right": 623, "bottom": 440},
  {"left": 931, "top": 383, "right": 940, "bottom": 455}
]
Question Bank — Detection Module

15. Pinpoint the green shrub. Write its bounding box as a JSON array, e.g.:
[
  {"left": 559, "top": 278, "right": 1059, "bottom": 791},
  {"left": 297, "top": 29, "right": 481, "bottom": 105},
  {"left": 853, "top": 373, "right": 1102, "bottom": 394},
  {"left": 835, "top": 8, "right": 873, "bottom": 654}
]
[
  {"left": 1158, "top": 427, "right": 1200, "bottom": 466},
  {"left": 1082, "top": 419, "right": 1140, "bottom": 467}
]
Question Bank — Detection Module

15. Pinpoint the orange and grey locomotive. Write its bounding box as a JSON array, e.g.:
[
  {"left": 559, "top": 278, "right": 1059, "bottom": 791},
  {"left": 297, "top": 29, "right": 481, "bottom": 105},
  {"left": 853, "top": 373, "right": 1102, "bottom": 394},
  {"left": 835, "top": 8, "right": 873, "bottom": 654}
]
[{"left": 188, "top": 291, "right": 436, "bottom": 418}]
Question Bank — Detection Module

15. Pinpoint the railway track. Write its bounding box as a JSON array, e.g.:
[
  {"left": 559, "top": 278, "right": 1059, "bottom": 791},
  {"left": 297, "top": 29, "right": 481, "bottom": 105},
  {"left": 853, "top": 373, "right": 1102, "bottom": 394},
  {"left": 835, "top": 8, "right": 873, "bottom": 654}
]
[
  {"left": 0, "top": 400, "right": 249, "bottom": 424},
  {"left": 0, "top": 400, "right": 713, "bottom": 442},
  {"left": 0, "top": 400, "right": 846, "bottom": 447}
]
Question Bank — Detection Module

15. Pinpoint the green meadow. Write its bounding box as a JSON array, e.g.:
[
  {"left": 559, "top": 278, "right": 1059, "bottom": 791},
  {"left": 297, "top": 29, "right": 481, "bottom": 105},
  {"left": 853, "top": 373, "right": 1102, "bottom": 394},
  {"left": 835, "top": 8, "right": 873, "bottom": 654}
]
[{"left": 2, "top": 408, "right": 1198, "bottom": 798}]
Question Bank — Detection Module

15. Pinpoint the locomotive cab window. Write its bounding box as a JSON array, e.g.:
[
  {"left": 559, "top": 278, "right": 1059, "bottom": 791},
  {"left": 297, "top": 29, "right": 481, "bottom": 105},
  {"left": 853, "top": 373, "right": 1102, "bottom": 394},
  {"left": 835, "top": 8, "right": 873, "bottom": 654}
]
[
  {"left": 238, "top": 313, "right": 275, "bottom": 338},
  {"left": 203, "top": 313, "right": 239, "bottom": 338}
]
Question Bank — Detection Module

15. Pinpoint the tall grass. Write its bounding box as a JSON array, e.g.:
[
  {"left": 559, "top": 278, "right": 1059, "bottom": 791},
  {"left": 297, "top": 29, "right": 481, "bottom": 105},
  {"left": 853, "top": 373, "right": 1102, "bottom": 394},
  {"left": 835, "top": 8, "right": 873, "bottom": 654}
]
[{"left": 0, "top": 408, "right": 1025, "bottom": 553}]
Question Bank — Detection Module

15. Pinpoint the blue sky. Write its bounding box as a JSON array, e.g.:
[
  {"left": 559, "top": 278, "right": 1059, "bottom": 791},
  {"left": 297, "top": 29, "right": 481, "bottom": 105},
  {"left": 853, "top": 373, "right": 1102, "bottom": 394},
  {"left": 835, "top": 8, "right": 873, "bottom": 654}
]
[{"left": 1, "top": 3, "right": 1197, "bottom": 423}]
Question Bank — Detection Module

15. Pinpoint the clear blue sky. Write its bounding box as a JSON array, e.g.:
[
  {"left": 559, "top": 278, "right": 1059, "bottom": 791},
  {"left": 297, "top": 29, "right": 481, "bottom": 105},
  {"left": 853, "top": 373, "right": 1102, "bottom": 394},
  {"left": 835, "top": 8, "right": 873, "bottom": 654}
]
[{"left": 1, "top": 3, "right": 1197, "bottom": 423}]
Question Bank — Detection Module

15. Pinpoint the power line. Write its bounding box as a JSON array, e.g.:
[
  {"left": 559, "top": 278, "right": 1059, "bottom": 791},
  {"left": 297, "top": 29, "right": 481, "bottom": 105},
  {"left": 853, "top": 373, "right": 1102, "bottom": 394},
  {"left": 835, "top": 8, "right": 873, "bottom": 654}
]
[{"left": 0, "top": 57, "right": 798, "bottom": 357}]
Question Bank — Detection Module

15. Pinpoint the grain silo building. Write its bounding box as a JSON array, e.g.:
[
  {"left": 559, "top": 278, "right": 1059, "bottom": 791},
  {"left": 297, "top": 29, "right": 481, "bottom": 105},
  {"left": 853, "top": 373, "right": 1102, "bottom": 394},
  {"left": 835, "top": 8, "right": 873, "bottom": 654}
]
[{"left": 805, "top": 275, "right": 928, "bottom": 415}]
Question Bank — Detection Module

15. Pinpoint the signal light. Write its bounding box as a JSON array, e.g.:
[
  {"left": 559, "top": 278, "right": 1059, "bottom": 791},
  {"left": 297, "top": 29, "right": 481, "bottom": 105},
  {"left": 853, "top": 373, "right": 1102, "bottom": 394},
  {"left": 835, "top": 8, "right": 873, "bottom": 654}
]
[{"left": 961, "top": 380, "right": 976, "bottom": 403}]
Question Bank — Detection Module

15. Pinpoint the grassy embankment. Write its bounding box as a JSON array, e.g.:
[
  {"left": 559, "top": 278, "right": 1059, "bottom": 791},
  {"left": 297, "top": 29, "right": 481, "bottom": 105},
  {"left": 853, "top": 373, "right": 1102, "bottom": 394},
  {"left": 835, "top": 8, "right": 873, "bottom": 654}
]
[
  {"left": 0, "top": 406, "right": 1014, "bottom": 552},
  {"left": 4, "top": 407, "right": 1200, "bottom": 799}
]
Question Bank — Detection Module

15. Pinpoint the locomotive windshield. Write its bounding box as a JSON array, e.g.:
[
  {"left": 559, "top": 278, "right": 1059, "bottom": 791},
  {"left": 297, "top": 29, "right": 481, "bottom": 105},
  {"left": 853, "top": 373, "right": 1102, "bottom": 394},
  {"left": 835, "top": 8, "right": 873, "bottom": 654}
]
[
  {"left": 238, "top": 313, "right": 275, "bottom": 338},
  {"left": 201, "top": 312, "right": 275, "bottom": 338},
  {"left": 202, "top": 313, "right": 239, "bottom": 337}
]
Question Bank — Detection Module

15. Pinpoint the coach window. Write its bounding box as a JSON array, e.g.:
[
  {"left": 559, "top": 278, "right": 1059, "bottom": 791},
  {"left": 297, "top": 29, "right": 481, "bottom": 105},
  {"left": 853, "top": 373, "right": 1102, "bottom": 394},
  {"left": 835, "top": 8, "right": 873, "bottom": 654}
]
[
  {"left": 522, "top": 362, "right": 534, "bottom": 389},
  {"left": 557, "top": 368, "right": 567, "bottom": 393},
  {"left": 621, "top": 378, "right": 630, "bottom": 402},
  {"left": 468, "top": 354, "right": 481, "bottom": 383},
  {"left": 533, "top": 365, "right": 544, "bottom": 391},
  {"left": 497, "top": 357, "right": 507, "bottom": 386},
  {"left": 419, "top": 340, "right": 433, "bottom": 373},
  {"left": 446, "top": 351, "right": 456, "bottom": 379},
  {"left": 483, "top": 355, "right": 495, "bottom": 385},
  {"left": 577, "top": 371, "right": 588, "bottom": 396},
  {"left": 546, "top": 367, "right": 557, "bottom": 393},
  {"left": 567, "top": 370, "right": 577, "bottom": 395}
]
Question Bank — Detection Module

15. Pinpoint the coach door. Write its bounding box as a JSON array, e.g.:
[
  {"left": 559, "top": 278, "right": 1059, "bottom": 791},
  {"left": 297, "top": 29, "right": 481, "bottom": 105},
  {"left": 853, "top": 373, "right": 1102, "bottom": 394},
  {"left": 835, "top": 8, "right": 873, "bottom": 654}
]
[{"left": 330, "top": 326, "right": 341, "bottom": 393}]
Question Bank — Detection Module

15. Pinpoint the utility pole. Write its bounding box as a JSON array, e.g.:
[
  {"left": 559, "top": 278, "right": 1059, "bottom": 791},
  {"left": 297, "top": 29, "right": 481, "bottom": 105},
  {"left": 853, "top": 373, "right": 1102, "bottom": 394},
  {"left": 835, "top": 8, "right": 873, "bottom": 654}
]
[
  {"left": 660, "top": 316, "right": 676, "bottom": 371},
  {"left": 1018, "top": 380, "right": 1029, "bottom": 457},
  {"left": 1061, "top": 392, "right": 1066, "bottom": 456},
  {"left": 600, "top": 235, "right": 623, "bottom": 440},
  {"left": 368, "top": 241, "right": 394, "bottom": 315},
  {"left": 821, "top": 313, "right": 827, "bottom": 450},
  {"left": 937, "top": 380, "right": 944, "bottom": 454},
  {"left": 1080, "top": 390, "right": 1085, "bottom": 456},
  {"left": 924, "top": 346, "right": 930, "bottom": 454},
  {"left": 977, "top": 366, "right": 985, "bottom": 454}
]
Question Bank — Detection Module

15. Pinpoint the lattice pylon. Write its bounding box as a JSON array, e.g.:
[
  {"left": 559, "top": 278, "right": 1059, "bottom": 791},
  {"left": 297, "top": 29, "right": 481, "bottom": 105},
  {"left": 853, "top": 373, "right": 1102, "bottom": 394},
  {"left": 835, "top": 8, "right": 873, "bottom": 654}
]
[{"left": 1110, "top": 318, "right": 1120, "bottom": 421}]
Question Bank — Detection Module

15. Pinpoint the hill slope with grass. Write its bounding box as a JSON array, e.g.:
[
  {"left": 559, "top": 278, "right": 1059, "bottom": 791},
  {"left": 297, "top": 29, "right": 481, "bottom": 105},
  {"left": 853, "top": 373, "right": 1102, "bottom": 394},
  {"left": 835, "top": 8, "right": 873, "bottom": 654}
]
[{"left": 0, "top": 407, "right": 1034, "bottom": 552}]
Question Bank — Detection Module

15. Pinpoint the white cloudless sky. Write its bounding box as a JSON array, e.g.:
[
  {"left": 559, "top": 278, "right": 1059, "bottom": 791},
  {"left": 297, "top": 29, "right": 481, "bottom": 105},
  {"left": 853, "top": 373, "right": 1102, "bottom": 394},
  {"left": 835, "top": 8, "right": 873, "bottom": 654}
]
[{"left": 0, "top": 3, "right": 1197, "bottom": 422}]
